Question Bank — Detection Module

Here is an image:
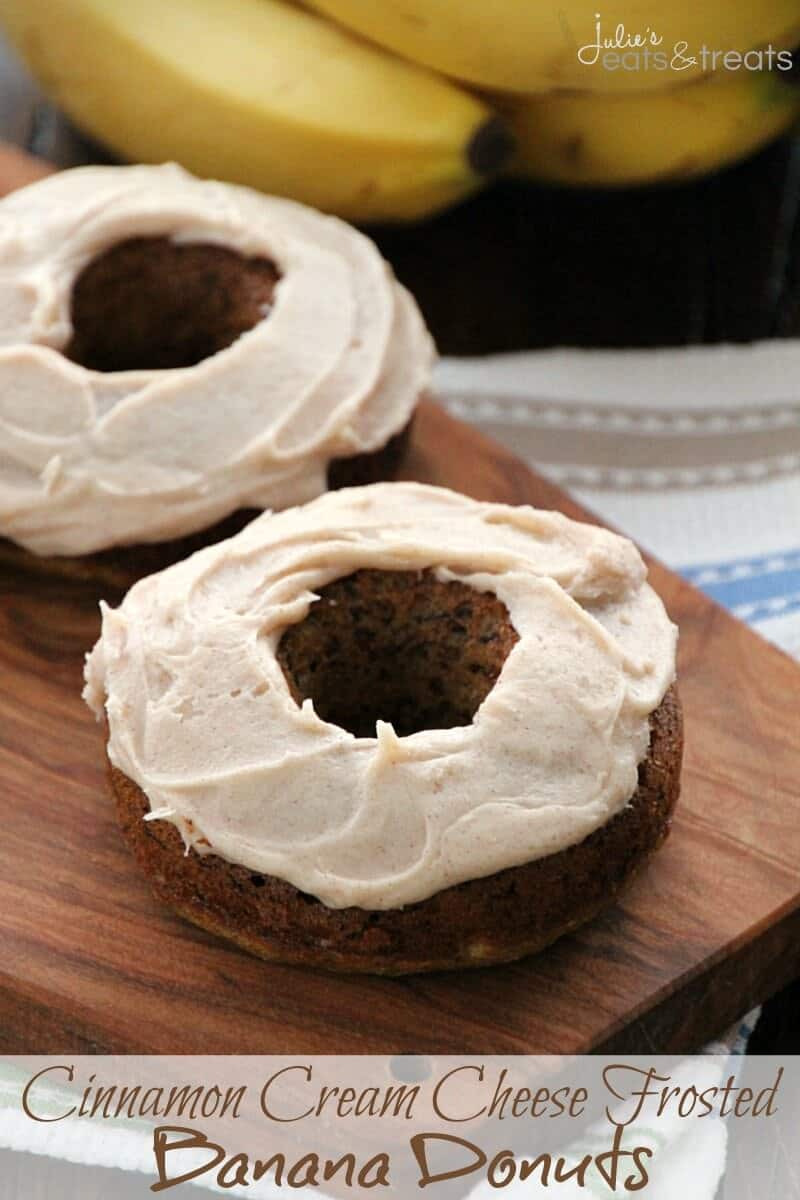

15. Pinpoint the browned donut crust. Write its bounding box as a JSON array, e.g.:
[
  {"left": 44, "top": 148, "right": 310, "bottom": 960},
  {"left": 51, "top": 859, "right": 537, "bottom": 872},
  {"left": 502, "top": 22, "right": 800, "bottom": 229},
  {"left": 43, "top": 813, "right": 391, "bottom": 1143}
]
[
  {"left": 109, "top": 683, "right": 682, "bottom": 976},
  {"left": 0, "top": 420, "right": 413, "bottom": 591}
]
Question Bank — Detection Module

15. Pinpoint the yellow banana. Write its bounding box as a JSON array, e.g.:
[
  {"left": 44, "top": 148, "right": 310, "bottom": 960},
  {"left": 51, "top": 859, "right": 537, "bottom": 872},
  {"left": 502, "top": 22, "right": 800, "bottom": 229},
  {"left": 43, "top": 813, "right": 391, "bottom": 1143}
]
[
  {"left": 502, "top": 71, "right": 800, "bottom": 187},
  {"left": 0, "top": 0, "right": 512, "bottom": 222},
  {"left": 305, "top": 0, "right": 800, "bottom": 94}
]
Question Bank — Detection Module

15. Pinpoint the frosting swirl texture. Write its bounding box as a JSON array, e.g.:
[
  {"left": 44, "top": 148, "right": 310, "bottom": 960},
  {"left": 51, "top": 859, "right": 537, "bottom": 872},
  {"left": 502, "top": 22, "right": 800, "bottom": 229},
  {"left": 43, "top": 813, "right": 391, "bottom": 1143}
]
[
  {"left": 0, "top": 164, "right": 431, "bottom": 555},
  {"left": 84, "top": 482, "right": 678, "bottom": 910}
]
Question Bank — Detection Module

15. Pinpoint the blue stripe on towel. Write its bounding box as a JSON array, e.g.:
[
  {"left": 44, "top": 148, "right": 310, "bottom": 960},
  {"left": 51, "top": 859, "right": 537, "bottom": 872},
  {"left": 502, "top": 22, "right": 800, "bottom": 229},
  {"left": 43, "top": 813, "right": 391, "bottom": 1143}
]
[
  {"left": 681, "top": 551, "right": 800, "bottom": 621},
  {"left": 733, "top": 592, "right": 800, "bottom": 625}
]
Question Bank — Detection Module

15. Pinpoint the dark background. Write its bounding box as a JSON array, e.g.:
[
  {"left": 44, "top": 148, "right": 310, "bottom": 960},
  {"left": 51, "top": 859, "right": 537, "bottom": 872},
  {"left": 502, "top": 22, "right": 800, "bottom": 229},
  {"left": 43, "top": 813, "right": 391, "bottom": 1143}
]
[{"left": 372, "top": 132, "right": 800, "bottom": 353}]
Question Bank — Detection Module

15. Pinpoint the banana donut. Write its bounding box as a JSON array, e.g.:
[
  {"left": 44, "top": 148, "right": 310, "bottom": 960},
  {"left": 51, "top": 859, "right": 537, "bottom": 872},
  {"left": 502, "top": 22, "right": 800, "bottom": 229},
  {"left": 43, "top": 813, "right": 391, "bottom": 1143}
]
[
  {"left": 84, "top": 482, "right": 681, "bottom": 974},
  {"left": 0, "top": 164, "right": 430, "bottom": 576}
]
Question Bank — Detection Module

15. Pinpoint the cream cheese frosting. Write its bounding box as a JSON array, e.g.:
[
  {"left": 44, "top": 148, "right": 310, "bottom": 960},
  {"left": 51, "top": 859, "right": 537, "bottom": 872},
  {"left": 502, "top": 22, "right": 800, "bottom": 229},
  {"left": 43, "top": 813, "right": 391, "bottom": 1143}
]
[
  {"left": 0, "top": 163, "right": 432, "bottom": 556},
  {"left": 84, "top": 482, "right": 678, "bottom": 910}
]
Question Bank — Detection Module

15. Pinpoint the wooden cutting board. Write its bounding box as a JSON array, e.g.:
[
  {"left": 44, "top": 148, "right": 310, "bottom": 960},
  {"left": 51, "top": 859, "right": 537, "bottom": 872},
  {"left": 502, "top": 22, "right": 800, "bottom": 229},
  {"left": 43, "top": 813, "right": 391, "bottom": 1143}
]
[{"left": 2, "top": 399, "right": 800, "bottom": 1054}]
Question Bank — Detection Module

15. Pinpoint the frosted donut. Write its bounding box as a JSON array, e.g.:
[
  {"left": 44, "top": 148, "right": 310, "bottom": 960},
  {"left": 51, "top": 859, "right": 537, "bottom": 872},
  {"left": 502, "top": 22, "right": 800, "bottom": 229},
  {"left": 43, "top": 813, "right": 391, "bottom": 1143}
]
[
  {"left": 84, "top": 482, "right": 682, "bottom": 973},
  {"left": 0, "top": 164, "right": 431, "bottom": 558}
]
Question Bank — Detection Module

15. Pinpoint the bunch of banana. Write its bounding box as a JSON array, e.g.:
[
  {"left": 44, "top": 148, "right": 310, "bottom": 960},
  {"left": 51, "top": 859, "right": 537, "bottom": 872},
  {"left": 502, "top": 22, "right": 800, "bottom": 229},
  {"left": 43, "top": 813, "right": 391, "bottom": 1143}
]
[
  {"left": 305, "top": 0, "right": 800, "bottom": 187},
  {"left": 0, "top": 0, "right": 511, "bottom": 222},
  {"left": 0, "top": 0, "right": 798, "bottom": 215}
]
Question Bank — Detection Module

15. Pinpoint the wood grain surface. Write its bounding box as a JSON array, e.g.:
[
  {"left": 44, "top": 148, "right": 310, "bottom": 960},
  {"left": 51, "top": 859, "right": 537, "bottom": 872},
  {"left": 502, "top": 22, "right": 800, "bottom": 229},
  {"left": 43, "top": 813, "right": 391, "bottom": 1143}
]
[{"left": 2, "top": 399, "right": 800, "bottom": 1054}]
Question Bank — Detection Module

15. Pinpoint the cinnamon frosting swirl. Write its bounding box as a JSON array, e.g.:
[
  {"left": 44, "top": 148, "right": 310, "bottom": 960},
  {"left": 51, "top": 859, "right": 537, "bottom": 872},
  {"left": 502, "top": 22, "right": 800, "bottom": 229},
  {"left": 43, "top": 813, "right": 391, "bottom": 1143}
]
[
  {"left": 84, "top": 482, "right": 678, "bottom": 910},
  {"left": 0, "top": 164, "right": 431, "bottom": 556}
]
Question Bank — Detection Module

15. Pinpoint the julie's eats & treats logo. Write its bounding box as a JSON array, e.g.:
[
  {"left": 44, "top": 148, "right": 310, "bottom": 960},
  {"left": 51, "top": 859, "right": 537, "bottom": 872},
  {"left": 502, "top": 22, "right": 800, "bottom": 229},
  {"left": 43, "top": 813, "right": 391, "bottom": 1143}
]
[{"left": 575, "top": 12, "right": 796, "bottom": 75}]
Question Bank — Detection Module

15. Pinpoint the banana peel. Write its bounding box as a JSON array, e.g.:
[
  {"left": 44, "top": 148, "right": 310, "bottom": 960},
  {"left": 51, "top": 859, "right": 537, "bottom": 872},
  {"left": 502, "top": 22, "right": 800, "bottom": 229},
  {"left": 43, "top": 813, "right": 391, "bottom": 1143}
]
[
  {"left": 502, "top": 70, "right": 800, "bottom": 187},
  {"left": 305, "top": 0, "right": 800, "bottom": 94}
]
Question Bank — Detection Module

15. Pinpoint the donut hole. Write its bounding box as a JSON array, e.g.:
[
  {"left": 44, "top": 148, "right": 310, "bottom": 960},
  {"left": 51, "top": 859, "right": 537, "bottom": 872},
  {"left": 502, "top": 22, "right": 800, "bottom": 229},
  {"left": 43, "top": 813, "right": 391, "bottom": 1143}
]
[
  {"left": 64, "top": 236, "right": 279, "bottom": 372},
  {"left": 276, "top": 569, "right": 519, "bottom": 738}
]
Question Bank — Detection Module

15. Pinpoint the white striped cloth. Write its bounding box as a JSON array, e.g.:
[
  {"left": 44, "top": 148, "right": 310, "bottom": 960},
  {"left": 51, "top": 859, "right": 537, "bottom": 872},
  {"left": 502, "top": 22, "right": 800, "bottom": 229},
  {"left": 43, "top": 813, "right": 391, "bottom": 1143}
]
[{"left": 436, "top": 341, "right": 800, "bottom": 659}]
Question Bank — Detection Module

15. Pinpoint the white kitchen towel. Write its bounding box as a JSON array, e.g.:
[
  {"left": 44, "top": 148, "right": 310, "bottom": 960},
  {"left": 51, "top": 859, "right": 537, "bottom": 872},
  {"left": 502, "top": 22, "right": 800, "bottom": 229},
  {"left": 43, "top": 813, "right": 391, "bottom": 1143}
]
[
  {"left": 0, "top": 1061, "right": 284, "bottom": 1198},
  {"left": 436, "top": 341, "right": 800, "bottom": 659}
]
